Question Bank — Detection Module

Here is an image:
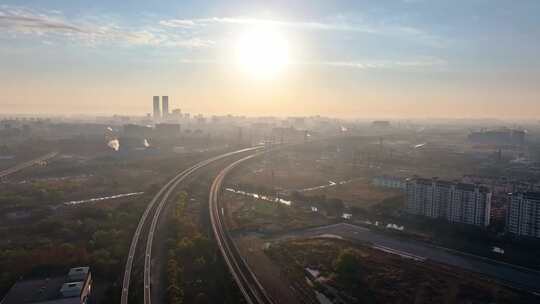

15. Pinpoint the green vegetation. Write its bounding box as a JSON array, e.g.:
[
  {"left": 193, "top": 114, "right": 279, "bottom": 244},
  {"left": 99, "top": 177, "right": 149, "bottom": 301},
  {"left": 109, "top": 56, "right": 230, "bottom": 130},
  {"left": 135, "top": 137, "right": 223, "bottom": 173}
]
[
  {"left": 368, "top": 194, "right": 405, "bottom": 216},
  {"left": 0, "top": 152, "right": 205, "bottom": 301},
  {"left": 165, "top": 191, "right": 240, "bottom": 304},
  {"left": 166, "top": 258, "right": 184, "bottom": 304},
  {"left": 268, "top": 239, "right": 534, "bottom": 304},
  {"left": 0, "top": 180, "right": 153, "bottom": 303},
  {"left": 333, "top": 248, "right": 363, "bottom": 287}
]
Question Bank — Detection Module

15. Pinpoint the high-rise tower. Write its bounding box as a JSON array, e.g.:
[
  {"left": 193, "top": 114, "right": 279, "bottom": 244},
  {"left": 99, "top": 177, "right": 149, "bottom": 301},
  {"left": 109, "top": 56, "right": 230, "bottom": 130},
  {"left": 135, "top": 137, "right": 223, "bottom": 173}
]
[
  {"left": 162, "top": 96, "right": 169, "bottom": 119},
  {"left": 153, "top": 96, "right": 161, "bottom": 120}
]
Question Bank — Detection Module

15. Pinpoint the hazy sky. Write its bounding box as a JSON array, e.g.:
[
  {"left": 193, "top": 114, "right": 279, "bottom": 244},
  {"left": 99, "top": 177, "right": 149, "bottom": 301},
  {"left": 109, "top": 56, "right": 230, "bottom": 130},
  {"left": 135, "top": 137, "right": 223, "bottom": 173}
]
[{"left": 1, "top": 0, "right": 539, "bottom": 118}]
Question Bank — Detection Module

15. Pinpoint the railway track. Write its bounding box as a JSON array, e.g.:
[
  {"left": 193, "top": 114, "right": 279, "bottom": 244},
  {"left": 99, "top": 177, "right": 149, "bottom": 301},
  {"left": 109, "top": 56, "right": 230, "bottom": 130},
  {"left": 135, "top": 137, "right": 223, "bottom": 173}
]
[
  {"left": 209, "top": 152, "right": 274, "bottom": 304},
  {"left": 121, "top": 147, "right": 261, "bottom": 304}
]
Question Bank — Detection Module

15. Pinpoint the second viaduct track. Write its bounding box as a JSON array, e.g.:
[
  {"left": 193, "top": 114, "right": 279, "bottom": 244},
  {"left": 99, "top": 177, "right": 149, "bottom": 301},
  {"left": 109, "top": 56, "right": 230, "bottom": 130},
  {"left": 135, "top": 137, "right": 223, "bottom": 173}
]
[
  {"left": 121, "top": 147, "right": 261, "bottom": 304},
  {"left": 209, "top": 152, "right": 274, "bottom": 304}
]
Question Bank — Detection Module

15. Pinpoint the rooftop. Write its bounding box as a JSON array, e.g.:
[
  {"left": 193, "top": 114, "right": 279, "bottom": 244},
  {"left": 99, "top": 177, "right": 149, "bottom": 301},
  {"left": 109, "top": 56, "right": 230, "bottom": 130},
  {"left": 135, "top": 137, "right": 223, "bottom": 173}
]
[
  {"left": 517, "top": 192, "right": 540, "bottom": 201},
  {"left": 0, "top": 267, "right": 90, "bottom": 304},
  {"left": 67, "top": 267, "right": 89, "bottom": 282},
  {"left": 0, "top": 276, "right": 65, "bottom": 304},
  {"left": 59, "top": 282, "right": 83, "bottom": 298},
  {"left": 408, "top": 177, "right": 491, "bottom": 193}
]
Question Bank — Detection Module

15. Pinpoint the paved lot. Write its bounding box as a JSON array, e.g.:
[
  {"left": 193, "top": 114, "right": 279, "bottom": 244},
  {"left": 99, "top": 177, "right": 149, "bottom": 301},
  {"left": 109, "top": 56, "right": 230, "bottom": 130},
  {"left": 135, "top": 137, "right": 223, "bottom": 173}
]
[{"left": 275, "top": 223, "right": 540, "bottom": 294}]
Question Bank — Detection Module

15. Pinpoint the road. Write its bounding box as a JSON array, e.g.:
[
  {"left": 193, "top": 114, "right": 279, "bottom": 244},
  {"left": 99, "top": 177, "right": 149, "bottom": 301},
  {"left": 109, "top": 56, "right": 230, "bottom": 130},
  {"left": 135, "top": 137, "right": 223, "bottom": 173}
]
[
  {"left": 209, "top": 152, "right": 274, "bottom": 304},
  {"left": 274, "top": 222, "right": 540, "bottom": 295},
  {"left": 0, "top": 152, "right": 58, "bottom": 179},
  {"left": 120, "top": 147, "right": 261, "bottom": 304}
]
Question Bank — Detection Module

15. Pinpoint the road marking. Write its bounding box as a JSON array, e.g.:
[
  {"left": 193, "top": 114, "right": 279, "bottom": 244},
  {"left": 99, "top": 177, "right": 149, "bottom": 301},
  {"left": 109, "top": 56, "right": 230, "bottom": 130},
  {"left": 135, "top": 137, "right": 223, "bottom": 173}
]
[{"left": 372, "top": 244, "right": 426, "bottom": 262}]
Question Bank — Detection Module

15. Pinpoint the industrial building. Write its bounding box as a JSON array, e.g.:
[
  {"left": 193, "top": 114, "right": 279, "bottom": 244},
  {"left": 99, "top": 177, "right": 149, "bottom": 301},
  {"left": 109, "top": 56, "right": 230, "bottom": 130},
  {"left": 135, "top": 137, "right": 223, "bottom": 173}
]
[
  {"left": 1, "top": 267, "right": 92, "bottom": 304},
  {"left": 406, "top": 177, "right": 492, "bottom": 227},
  {"left": 155, "top": 123, "right": 181, "bottom": 138},
  {"left": 123, "top": 124, "right": 153, "bottom": 139},
  {"left": 468, "top": 128, "right": 526, "bottom": 146},
  {"left": 507, "top": 192, "right": 540, "bottom": 238}
]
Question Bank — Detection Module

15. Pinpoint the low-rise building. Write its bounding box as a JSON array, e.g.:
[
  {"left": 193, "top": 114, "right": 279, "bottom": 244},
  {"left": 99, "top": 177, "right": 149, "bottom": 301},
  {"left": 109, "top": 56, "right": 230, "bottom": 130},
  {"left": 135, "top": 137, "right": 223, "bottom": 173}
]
[
  {"left": 372, "top": 176, "right": 406, "bottom": 190},
  {"left": 155, "top": 123, "right": 181, "bottom": 138},
  {"left": 1, "top": 267, "right": 92, "bottom": 304}
]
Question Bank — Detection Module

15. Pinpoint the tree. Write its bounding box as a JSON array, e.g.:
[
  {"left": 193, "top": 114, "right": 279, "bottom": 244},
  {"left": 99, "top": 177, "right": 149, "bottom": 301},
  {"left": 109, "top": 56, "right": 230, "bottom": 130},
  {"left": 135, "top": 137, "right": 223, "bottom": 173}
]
[
  {"left": 333, "top": 249, "right": 363, "bottom": 286},
  {"left": 167, "top": 258, "right": 184, "bottom": 304},
  {"left": 276, "top": 201, "right": 289, "bottom": 218},
  {"left": 90, "top": 248, "right": 118, "bottom": 278},
  {"left": 325, "top": 198, "right": 344, "bottom": 217}
]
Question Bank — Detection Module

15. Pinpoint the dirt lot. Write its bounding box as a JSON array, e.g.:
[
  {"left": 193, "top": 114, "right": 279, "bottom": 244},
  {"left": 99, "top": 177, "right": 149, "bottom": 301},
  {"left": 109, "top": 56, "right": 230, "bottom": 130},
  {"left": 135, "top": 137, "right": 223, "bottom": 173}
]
[
  {"left": 227, "top": 148, "right": 403, "bottom": 215},
  {"left": 223, "top": 192, "right": 330, "bottom": 232},
  {"left": 230, "top": 148, "right": 365, "bottom": 192},
  {"left": 234, "top": 235, "right": 309, "bottom": 304},
  {"left": 304, "top": 178, "right": 403, "bottom": 209},
  {"left": 266, "top": 238, "right": 536, "bottom": 304}
]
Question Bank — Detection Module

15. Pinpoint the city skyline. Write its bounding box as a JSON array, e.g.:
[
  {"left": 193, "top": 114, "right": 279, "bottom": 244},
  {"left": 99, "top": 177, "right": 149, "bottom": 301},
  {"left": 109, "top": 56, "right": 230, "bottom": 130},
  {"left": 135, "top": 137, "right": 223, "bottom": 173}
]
[{"left": 1, "top": 0, "right": 540, "bottom": 118}]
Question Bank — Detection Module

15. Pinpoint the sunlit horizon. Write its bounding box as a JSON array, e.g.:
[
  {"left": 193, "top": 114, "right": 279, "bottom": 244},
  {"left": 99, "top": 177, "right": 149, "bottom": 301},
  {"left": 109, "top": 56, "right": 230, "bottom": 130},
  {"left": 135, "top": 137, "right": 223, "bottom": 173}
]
[{"left": 1, "top": 1, "right": 540, "bottom": 118}]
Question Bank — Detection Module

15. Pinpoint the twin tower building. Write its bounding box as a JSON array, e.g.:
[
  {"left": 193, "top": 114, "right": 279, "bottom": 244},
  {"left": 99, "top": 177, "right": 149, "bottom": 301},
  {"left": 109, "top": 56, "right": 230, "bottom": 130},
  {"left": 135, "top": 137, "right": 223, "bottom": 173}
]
[{"left": 153, "top": 96, "right": 169, "bottom": 120}]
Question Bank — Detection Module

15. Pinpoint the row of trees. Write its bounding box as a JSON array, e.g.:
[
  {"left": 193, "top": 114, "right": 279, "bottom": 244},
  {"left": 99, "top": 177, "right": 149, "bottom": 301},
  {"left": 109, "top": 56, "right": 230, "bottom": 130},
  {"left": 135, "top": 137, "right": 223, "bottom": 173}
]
[
  {"left": 166, "top": 192, "right": 190, "bottom": 304},
  {"left": 166, "top": 258, "right": 184, "bottom": 304},
  {"left": 165, "top": 191, "right": 240, "bottom": 304}
]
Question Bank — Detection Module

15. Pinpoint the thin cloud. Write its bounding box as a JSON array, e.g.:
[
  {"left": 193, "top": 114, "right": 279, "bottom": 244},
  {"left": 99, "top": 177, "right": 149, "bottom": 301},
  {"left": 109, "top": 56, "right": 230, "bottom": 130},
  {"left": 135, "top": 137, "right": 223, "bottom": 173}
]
[
  {"left": 314, "top": 59, "right": 447, "bottom": 69},
  {"left": 159, "top": 19, "right": 197, "bottom": 28},
  {"left": 0, "top": 6, "right": 445, "bottom": 50},
  {"left": 160, "top": 17, "right": 378, "bottom": 33},
  {"left": 175, "top": 57, "right": 447, "bottom": 70},
  {"left": 0, "top": 7, "right": 85, "bottom": 34},
  {"left": 0, "top": 6, "right": 212, "bottom": 48},
  {"left": 159, "top": 16, "right": 447, "bottom": 48}
]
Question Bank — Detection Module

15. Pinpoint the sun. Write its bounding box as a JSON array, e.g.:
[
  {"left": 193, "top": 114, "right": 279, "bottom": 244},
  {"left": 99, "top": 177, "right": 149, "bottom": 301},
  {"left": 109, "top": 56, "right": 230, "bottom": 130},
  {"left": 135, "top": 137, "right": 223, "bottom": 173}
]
[{"left": 234, "top": 25, "right": 290, "bottom": 79}]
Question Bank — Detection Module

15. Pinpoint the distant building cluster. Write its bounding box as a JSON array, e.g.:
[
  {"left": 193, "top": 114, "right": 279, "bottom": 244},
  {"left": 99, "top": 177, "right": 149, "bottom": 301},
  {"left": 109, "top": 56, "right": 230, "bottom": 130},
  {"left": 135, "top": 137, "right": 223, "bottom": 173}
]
[
  {"left": 371, "top": 120, "right": 391, "bottom": 128},
  {"left": 151, "top": 95, "right": 185, "bottom": 122},
  {"left": 1, "top": 266, "right": 92, "bottom": 304},
  {"left": 155, "top": 123, "right": 181, "bottom": 138},
  {"left": 507, "top": 192, "right": 540, "bottom": 238},
  {"left": 406, "top": 177, "right": 492, "bottom": 227},
  {"left": 462, "top": 175, "right": 540, "bottom": 196},
  {"left": 153, "top": 95, "right": 171, "bottom": 121},
  {"left": 468, "top": 128, "right": 526, "bottom": 147}
]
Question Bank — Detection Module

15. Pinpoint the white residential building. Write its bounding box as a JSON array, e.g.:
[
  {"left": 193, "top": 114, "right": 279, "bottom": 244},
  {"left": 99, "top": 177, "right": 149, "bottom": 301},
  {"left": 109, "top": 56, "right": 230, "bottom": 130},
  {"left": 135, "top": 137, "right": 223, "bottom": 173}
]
[
  {"left": 406, "top": 177, "right": 492, "bottom": 227},
  {"left": 507, "top": 192, "right": 540, "bottom": 238}
]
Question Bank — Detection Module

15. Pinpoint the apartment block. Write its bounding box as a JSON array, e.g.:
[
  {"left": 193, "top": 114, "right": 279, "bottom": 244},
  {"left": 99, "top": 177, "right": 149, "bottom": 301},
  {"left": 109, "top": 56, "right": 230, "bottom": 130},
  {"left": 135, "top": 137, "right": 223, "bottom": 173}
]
[
  {"left": 507, "top": 192, "right": 540, "bottom": 238},
  {"left": 406, "top": 177, "right": 491, "bottom": 227}
]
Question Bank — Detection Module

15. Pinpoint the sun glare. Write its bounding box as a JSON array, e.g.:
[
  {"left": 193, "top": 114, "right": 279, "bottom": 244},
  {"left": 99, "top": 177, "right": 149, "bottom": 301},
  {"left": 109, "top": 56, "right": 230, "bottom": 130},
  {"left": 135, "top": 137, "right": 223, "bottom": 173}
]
[{"left": 235, "top": 25, "right": 290, "bottom": 79}]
